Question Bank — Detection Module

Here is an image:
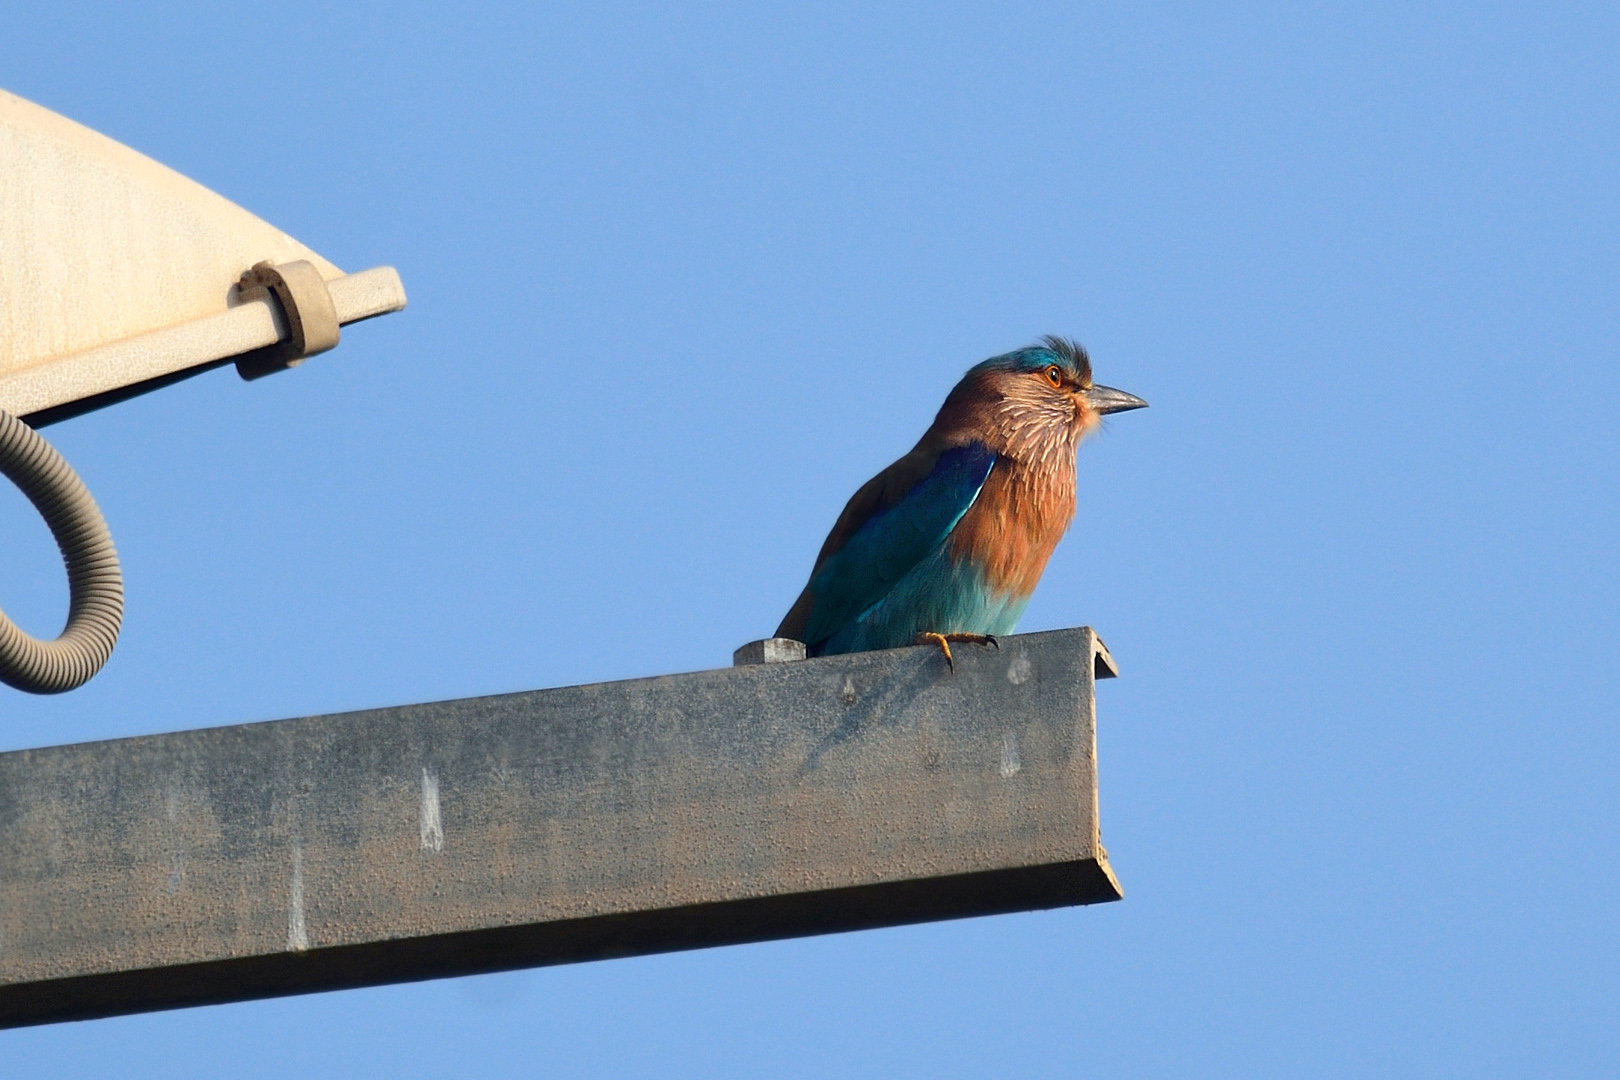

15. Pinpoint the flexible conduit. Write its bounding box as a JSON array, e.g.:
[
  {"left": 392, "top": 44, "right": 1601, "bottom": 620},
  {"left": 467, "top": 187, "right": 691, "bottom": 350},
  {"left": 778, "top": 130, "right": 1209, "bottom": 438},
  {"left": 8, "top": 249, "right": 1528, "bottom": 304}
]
[{"left": 0, "top": 410, "right": 122, "bottom": 693}]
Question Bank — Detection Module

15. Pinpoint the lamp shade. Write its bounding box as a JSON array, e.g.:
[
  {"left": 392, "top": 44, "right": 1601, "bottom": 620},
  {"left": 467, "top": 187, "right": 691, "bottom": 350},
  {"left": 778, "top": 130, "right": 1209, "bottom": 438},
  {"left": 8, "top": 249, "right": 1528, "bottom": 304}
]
[{"left": 0, "top": 89, "right": 403, "bottom": 421}]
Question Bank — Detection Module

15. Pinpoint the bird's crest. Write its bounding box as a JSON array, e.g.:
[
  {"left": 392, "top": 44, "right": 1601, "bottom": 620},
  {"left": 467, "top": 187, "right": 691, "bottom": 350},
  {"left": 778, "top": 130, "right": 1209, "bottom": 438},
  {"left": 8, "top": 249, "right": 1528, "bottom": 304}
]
[{"left": 963, "top": 336, "right": 1094, "bottom": 388}]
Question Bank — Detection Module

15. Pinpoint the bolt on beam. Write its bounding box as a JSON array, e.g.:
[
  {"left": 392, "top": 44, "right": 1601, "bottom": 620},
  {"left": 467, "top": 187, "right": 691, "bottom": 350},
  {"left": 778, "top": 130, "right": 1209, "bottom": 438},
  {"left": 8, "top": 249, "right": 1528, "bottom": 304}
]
[{"left": 0, "top": 626, "right": 1121, "bottom": 1028}]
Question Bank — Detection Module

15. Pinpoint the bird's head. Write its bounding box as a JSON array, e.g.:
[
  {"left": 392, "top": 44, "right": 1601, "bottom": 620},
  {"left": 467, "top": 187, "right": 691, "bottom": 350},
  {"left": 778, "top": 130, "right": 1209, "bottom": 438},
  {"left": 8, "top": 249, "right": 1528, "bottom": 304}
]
[{"left": 942, "top": 336, "right": 1147, "bottom": 460}]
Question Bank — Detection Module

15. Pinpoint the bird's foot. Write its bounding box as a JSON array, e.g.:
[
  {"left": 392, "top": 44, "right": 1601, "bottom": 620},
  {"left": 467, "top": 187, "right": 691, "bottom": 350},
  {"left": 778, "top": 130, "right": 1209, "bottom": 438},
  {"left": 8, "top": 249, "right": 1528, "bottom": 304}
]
[
  {"left": 916, "top": 632, "right": 955, "bottom": 670},
  {"left": 914, "top": 632, "right": 999, "bottom": 672}
]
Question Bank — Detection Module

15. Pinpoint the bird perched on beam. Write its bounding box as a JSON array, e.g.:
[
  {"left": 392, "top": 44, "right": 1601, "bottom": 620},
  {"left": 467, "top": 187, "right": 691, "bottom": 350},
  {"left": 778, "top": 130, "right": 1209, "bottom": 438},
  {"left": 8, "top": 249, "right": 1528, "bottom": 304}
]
[{"left": 776, "top": 336, "right": 1146, "bottom": 666}]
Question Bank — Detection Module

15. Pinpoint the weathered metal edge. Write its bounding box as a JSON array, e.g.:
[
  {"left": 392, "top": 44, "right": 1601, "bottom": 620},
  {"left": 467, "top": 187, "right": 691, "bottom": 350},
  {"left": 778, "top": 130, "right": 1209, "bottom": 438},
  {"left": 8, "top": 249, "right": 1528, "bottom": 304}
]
[{"left": 0, "top": 858, "right": 1119, "bottom": 1029}]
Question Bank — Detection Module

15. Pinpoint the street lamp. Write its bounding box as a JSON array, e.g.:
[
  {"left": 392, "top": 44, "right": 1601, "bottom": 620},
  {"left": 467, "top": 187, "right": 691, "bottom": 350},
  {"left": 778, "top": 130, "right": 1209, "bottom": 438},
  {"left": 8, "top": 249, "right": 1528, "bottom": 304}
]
[{"left": 0, "top": 89, "right": 405, "bottom": 692}]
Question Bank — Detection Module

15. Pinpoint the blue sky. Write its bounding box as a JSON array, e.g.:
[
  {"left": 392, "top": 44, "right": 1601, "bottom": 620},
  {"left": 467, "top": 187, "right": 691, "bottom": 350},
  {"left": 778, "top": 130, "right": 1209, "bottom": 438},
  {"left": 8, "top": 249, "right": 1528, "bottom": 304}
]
[{"left": 2, "top": 3, "right": 1617, "bottom": 1076}]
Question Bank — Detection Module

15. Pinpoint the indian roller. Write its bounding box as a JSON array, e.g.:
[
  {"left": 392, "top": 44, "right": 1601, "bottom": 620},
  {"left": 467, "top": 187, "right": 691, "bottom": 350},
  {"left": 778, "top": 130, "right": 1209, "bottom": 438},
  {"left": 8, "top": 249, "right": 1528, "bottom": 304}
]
[{"left": 776, "top": 337, "right": 1146, "bottom": 665}]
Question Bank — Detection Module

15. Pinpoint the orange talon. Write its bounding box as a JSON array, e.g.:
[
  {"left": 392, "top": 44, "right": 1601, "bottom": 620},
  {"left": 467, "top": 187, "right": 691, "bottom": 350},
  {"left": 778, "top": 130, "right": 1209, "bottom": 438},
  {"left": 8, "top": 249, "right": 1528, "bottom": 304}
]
[
  {"left": 915, "top": 632, "right": 955, "bottom": 671},
  {"left": 915, "top": 632, "right": 1000, "bottom": 671}
]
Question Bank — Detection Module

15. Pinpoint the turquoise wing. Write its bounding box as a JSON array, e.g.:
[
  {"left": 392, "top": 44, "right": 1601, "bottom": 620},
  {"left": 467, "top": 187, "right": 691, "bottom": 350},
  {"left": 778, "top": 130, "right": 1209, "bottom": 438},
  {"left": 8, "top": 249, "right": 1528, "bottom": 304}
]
[{"left": 801, "top": 443, "right": 996, "bottom": 649}]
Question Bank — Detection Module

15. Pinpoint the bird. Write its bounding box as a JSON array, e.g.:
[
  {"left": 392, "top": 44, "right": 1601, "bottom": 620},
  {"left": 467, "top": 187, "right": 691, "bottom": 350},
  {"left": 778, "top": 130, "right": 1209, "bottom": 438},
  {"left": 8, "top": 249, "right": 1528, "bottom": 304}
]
[{"left": 775, "top": 336, "right": 1146, "bottom": 667}]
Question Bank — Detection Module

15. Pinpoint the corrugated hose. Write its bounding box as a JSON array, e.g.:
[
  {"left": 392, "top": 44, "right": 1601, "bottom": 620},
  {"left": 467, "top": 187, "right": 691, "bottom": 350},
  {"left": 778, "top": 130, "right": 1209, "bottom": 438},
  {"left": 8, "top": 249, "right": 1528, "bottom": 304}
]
[{"left": 0, "top": 410, "right": 122, "bottom": 694}]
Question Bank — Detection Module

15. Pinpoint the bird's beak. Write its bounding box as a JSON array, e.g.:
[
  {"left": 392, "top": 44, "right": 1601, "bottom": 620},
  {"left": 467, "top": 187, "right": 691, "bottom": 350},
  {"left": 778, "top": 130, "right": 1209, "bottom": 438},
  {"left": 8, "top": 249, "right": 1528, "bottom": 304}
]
[{"left": 1081, "top": 384, "right": 1149, "bottom": 415}]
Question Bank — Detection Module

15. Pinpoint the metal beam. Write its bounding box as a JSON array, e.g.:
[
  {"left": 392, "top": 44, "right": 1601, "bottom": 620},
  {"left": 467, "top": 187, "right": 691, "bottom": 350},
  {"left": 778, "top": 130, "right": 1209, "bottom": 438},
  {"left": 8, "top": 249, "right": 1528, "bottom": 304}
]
[{"left": 0, "top": 627, "right": 1122, "bottom": 1028}]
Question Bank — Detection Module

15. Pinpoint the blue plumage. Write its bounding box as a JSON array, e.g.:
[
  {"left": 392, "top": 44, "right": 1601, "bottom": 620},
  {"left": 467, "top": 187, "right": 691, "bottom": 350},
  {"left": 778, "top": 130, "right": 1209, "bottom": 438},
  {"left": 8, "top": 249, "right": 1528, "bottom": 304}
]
[
  {"left": 800, "top": 444, "right": 997, "bottom": 653},
  {"left": 812, "top": 540, "right": 1031, "bottom": 657}
]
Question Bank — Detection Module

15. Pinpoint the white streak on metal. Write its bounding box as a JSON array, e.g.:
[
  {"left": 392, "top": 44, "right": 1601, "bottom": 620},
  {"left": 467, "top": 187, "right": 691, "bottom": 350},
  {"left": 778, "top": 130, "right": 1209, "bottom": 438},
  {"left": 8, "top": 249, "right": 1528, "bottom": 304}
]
[
  {"left": 1006, "top": 652, "right": 1032, "bottom": 685},
  {"left": 1000, "top": 733, "right": 1022, "bottom": 778},
  {"left": 420, "top": 768, "right": 444, "bottom": 853},
  {"left": 165, "top": 788, "right": 185, "bottom": 895},
  {"left": 287, "top": 844, "right": 308, "bottom": 952}
]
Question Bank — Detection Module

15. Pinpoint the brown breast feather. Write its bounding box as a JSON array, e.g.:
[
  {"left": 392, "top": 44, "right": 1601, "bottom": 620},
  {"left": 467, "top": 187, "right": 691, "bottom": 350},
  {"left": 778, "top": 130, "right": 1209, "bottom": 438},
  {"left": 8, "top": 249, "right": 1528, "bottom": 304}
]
[{"left": 946, "top": 455, "right": 1076, "bottom": 598}]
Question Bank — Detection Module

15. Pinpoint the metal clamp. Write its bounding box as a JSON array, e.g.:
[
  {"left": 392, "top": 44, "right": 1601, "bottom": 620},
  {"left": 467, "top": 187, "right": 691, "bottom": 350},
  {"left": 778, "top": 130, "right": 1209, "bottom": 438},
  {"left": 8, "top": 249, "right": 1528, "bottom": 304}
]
[{"left": 233, "top": 260, "right": 341, "bottom": 380}]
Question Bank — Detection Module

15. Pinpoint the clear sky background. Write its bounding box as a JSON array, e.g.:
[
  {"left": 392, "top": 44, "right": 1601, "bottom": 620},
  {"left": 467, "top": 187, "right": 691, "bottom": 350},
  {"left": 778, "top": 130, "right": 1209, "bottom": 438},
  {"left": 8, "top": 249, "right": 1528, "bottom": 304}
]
[{"left": 2, "top": 3, "right": 1616, "bottom": 1076}]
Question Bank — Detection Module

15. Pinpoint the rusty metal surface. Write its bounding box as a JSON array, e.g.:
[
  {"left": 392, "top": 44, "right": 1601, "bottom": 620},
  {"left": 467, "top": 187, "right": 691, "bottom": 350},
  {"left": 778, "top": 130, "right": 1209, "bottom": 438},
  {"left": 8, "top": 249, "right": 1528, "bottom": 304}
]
[{"left": 0, "top": 627, "right": 1121, "bottom": 1028}]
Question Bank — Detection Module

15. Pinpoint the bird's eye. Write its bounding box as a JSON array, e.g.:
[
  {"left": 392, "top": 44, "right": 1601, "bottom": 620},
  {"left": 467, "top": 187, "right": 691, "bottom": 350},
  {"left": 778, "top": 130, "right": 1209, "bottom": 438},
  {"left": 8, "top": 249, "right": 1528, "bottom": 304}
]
[{"left": 1044, "top": 365, "right": 1064, "bottom": 389}]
